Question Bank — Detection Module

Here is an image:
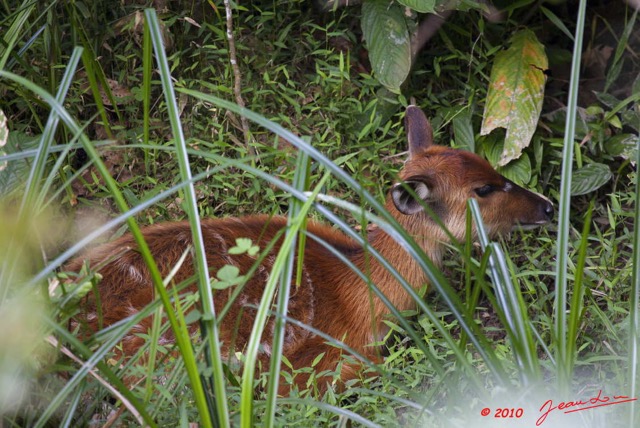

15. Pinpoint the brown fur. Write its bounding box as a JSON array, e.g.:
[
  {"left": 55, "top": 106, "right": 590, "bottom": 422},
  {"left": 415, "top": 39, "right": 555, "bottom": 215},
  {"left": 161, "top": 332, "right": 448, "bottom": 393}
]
[{"left": 65, "top": 106, "right": 553, "bottom": 392}]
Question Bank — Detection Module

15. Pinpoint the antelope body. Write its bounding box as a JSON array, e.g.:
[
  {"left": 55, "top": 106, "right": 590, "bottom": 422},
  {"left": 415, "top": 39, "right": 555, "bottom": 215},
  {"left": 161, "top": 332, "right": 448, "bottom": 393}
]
[{"left": 66, "top": 106, "right": 553, "bottom": 391}]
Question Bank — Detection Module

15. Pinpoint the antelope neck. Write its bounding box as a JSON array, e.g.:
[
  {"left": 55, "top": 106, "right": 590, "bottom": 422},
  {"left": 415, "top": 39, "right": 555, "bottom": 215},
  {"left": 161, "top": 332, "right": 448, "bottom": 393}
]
[{"left": 346, "top": 207, "right": 446, "bottom": 293}]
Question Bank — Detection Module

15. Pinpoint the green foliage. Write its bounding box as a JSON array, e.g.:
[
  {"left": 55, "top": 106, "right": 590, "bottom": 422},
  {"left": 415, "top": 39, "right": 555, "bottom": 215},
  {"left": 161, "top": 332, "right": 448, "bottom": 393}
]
[
  {"left": 571, "top": 163, "right": 613, "bottom": 196},
  {"left": 360, "top": 0, "right": 488, "bottom": 93},
  {"left": 229, "top": 238, "right": 260, "bottom": 257},
  {"left": 361, "top": 0, "right": 412, "bottom": 93},
  {"left": 397, "top": 0, "right": 437, "bottom": 13},
  {"left": 1, "top": 0, "right": 639, "bottom": 426},
  {"left": 211, "top": 265, "right": 245, "bottom": 290}
]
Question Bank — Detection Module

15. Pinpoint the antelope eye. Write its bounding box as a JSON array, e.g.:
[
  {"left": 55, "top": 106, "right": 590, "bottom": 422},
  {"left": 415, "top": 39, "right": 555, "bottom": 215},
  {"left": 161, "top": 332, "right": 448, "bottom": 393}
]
[{"left": 474, "top": 185, "right": 495, "bottom": 197}]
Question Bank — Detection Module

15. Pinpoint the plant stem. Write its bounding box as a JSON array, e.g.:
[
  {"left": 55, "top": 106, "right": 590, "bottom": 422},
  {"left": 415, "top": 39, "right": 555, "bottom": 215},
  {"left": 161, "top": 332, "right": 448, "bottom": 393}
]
[{"left": 222, "top": 0, "right": 254, "bottom": 156}]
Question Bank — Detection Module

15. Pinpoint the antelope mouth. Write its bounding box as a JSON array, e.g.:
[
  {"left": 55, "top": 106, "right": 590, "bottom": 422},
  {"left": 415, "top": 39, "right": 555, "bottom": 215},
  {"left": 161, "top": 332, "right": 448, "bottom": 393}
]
[{"left": 513, "top": 220, "right": 551, "bottom": 231}]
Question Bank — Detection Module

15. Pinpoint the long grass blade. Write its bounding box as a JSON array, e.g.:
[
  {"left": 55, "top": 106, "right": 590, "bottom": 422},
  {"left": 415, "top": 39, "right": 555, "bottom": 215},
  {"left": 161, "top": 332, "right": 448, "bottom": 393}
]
[
  {"left": 470, "top": 199, "right": 540, "bottom": 383},
  {"left": 0, "top": 0, "right": 35, "bottom": 70},
  {"left": 628, "top": 122, "right": 640, "bottom": 426},
  {"left": 240, "top": 173, "right": 330, "bottom": 427},
  {"left": 20, "top": 46, "right": 82, "bottom": 212},
  {"left": 70, "top": 4, "right": 120, "bottom": 135},
  {"left": 264, "top": 151, "right": 311, "bottom": 425},
  {"left": 565, "top": 203, "right": 592, "bottom": 376},
  {"left": 142, "top": 15, "right": 153, "bottom": 172},
  {"left": 144, "top": 9, "right": 225, "bottom": 428},
  {"left": 554, "top": 0, "right": 587, "bottom": 391}
]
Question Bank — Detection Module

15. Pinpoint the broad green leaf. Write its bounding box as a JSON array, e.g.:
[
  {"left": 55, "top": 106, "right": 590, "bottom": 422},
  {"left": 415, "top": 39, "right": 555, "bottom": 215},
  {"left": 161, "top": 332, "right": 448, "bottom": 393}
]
[
  {"left": 594, "top": 91, "right": 619, "bottom": 109},
  {"left": 479, "top": 134, "right": 503, "bottom": 166},
  {"left": 497, "top": 153, "right": 532, "bottom": 186},
  {"left": 362, "top": 0, "right": 412, "bottom": 93},
  {"left": 452, "top": 108, "right": 475, "bottom": 152},
  {"left": 571, "top": 163, "right": 613, "bottom": 196},
  {"left": 543, "top": 106, "right": 590, "bottom": 138},
  {"left": 481, "top": 29, "right": 548, "bottom": 166},
  {"left": 397, "top": 0, "right": 436, "bottom": 13},
  {"left": 478, "top": 133, "right": 533, "bottom": 185},
  {"left": 606, "top": 133, "right": 638, "bottom": 161},
  {"left": 621, "top": 108, "right": 640, "bottom": 134},
  {"left": 0, "top": 131, "right": 39, "bottom": 193},
  {"left": 398, "top": 0, "right": 480, "bottom": 13}
]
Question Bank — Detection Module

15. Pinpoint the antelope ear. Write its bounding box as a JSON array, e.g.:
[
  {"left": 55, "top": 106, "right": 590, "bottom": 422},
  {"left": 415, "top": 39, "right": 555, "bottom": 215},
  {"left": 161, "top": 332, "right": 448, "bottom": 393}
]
[
  {"left": 391, "top": 179, "right": 432, "bottom": 215},
  {"left": 405, "top": 105, "right": 434, "bottom": 159}
]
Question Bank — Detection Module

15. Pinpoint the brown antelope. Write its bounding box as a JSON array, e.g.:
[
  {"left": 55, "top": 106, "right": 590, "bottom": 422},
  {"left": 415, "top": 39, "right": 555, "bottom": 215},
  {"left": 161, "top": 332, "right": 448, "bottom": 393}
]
[{"left": 65, "top": 105, "right": 553, "bottom": 392}]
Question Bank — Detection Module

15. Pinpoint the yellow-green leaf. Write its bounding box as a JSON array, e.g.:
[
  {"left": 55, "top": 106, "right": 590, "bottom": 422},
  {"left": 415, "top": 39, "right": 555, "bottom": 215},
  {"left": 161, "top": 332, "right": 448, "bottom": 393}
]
[{"left": 481, "top": 29, "right": 548, "bottom": 166}]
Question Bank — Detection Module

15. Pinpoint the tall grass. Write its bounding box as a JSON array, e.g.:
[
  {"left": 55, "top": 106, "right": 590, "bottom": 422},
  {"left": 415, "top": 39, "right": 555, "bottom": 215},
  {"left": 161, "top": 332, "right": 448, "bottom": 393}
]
[
  {"left": 629, "top": 114, "right": 640, "bottom": 427},
  {"left": 0, "top": 1, "right": 638, "bottom": 426},
  {"left": 553, "top": 0, "right": 587, "bottom": 391},
  {"left": 145, "top": 9, "right": 223, "bottom": 427}
]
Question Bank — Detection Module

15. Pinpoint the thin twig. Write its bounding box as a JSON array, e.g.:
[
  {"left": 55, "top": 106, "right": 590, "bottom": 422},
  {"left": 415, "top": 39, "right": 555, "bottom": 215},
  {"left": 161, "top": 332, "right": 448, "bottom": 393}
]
[
  {"left": 223, "top": 0, "right": 254, "bottom": 156},
  {"left": 45, "top": 335, "right": 145, "bottom": 425}
]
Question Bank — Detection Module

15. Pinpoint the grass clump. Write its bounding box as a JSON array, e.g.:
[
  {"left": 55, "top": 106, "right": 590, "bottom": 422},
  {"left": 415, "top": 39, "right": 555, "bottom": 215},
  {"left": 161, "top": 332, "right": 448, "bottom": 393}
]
[{"left": 1, "top": 0, "right": 640, "bottom": 426}]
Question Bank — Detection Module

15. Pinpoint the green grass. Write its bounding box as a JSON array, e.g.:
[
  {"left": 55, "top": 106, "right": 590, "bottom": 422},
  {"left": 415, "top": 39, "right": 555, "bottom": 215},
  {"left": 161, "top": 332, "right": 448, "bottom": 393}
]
[{"left": 1, "top": 0, "right": 639, "bottom": 426}]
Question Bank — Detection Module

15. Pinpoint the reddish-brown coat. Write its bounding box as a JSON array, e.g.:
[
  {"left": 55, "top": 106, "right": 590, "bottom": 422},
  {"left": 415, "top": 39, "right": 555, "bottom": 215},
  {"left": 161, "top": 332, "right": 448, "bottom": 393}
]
[{"left": 65, "top": 106, "right": 553, "bottom": 392}]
